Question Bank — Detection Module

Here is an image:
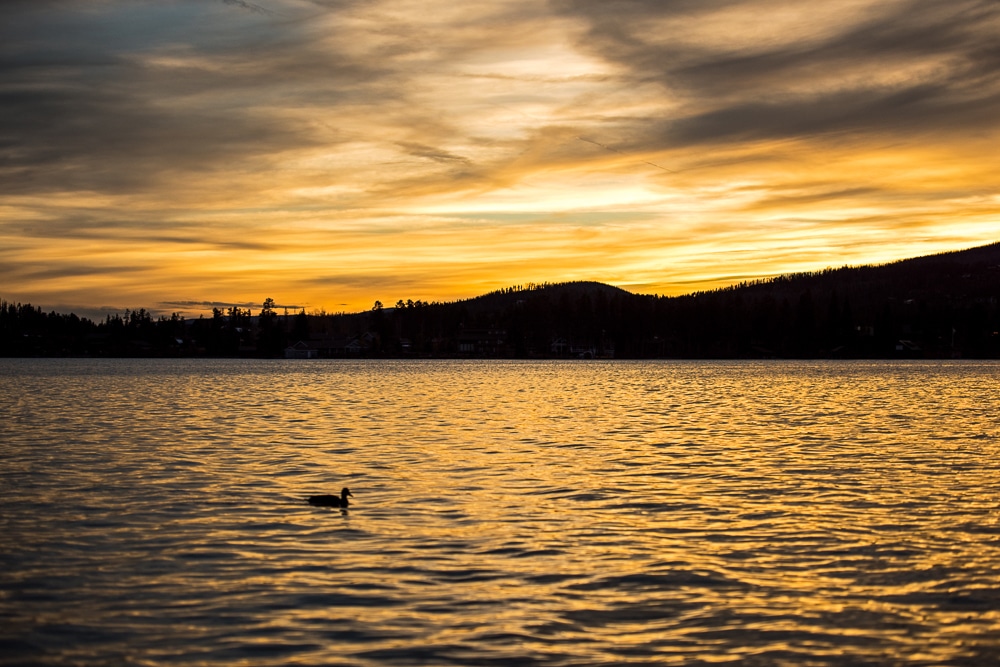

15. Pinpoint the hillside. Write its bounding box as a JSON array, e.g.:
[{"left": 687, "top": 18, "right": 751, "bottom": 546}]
[
  {"left": 458, "top": 281, "right": 633, "bottom": 314},
  {"left": 3, "top": 242, "right": 999, "bottom": 358},
  {"left": 652, "top": 241, "right": 1000, "bottom": 357}
]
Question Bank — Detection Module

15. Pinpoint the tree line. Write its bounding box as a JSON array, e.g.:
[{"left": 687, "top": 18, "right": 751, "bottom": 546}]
[{"left": 3, "top": 243, "right": 999, "bottom": 358}]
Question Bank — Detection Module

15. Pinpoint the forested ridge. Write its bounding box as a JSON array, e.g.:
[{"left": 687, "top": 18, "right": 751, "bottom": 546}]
[{"left": 4, "top": 242, "right": 1000, "bottom": 358}]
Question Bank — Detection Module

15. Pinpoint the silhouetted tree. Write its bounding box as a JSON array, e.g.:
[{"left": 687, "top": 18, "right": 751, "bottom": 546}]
[
  {"left": 293, "top": 308, "right": 309, "bottom": 341},
  {"left": 256, "top": 297, "right": 284, "bottom": 356}
]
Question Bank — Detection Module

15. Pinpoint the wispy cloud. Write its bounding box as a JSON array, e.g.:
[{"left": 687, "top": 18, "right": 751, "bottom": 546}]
[
  {"left": 222, "top": 0, "right": 274, "bottom": 16},
  {"left": 1, "top": 0, "right": 998, "bottom": 314}
]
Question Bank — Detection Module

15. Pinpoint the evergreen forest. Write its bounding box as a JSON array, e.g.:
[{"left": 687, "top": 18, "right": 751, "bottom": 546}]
[{"left": 3, "top": 242, "right": 999, "bottom": 359}]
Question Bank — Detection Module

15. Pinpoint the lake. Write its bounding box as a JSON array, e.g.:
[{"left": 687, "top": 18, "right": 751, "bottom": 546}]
[{"left": 1, "top": 359, "right": 999, "bottom": 665}]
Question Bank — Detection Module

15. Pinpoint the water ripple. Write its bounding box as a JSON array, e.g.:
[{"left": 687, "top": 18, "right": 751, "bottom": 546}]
[{"left": 2, "top": 359, "right": 1000, "bottom": 665}]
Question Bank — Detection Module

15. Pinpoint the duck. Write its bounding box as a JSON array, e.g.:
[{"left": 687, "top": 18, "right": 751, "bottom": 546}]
[{"left": 307, "top": 487, "right": 353, "bottom": 508}]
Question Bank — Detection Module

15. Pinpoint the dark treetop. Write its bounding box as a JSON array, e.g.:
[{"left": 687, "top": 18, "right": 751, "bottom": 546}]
[{"left": 3, "top": 242, "right": 999, "bottom": 359}]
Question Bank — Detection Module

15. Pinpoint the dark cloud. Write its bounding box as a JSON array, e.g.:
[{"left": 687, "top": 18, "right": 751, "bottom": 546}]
[
  {"left": 556, "top": 0, "right": 1000, "bottom": 149},
  {"left": 0, "top": 0, "right": 553, "bottom": 204},
  {"left": 397, "top": 142, "right": 472, "bottom": 165},
  {"left": 222, "top": 0, "right": 274, "bottom": 16},
  {"left": 4, "top": 210, "right": 277, "bottom": 251},
  {"left": 0, "top": 1, "right": 397, "bottom": 196},
  {"left": 0, "top": 88, "right": 312, "bottom": 194},
  {"left": 162, "top": 300, "right": 257, "bottom": 308},
  {"left": 662, "top": 83, "right": 960, "bottom": 147},
  {"left": 7, "top": 0, "right": 998, "bottom": 196},
  {"left": 10, "top": 262, "right": 150, "bottom": 283},
  {"left": 159, "top": 299, "right": 302, "bottom": 310}
]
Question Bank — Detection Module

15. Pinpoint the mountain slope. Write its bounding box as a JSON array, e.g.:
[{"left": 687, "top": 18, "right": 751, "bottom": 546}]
[{"left": 3, "top": 242, "right": 999, "bottom": 358}]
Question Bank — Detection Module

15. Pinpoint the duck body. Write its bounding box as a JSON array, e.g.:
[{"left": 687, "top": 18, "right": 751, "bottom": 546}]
[{"left": 307, "top": 487, "right": 353, "bottom": 508}]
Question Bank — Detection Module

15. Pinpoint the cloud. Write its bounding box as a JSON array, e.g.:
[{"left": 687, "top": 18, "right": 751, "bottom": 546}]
[
  {"left": 556, "top": 0, "right": 1000, "bottom": 150},
  {"left": 0, "top": 2, "right": 393, "bottom": 198},
  {"left": 397, "top": 142, "right": 472, "bottom": 165},
  {"left": 222, "top": 0, "right": 274, "bottom": 16},
  {"left": 1, "top": 0, "right": 998, "bottom": 315},
  {"left": 159, "top": 299, "right": 303, "bottom": 311}
]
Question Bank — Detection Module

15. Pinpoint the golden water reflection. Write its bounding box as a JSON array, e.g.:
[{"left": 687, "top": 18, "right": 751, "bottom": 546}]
[{"left": 1, "top": 359, "right": 999, "bottom": 665}]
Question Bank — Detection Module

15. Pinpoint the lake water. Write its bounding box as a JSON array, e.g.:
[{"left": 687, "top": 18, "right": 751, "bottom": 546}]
[{"left": 1, "top": 359, "right": 999, "bottom": 666}]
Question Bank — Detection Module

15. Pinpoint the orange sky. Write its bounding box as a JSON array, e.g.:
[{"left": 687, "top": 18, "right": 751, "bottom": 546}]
[{"left": 2, "top": 0, "right": 999, "bottom": 318}]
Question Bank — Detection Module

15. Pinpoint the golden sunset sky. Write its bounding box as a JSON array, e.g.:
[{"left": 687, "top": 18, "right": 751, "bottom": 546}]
[{"left": 2, "top": 0, "right": 999, "bottom": 318}]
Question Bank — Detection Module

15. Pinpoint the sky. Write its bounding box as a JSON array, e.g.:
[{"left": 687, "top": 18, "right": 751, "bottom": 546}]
[{"left": 2, "top": 0, "right": 999, "bottom": 319}]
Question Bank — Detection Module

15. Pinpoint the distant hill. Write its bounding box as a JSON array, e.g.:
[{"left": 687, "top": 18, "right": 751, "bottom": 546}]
[
  {"left": 3, "top": 242, "right": 999, "bottom": 358},
  {"left": 640, "top": 241, "right": 1000, "bottom": 357},
  {"left": 708, "top": 241, "right": 1000, "bottom": 301},
  {"left": 457, "top": 281, "right": 635, "bottom": 313}
]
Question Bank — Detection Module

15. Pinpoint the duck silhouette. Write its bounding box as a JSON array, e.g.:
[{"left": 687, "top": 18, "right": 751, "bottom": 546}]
[{"left": 307, "top": 487, "right": 353, "bottom": 508}]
